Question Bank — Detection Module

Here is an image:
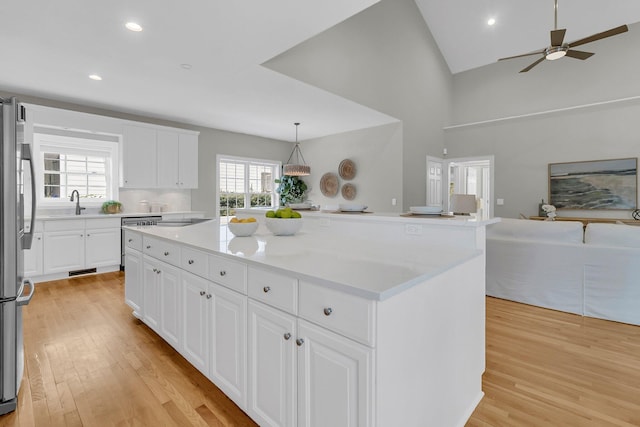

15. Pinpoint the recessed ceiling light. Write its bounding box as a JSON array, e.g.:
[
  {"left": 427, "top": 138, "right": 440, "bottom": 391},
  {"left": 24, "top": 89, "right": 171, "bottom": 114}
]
[
  {"left": 125, "top": 22, "right": 143, "bottom": 32},
  {"left": 180, "top": 64, "right": 192, "bottom": 70},
  {"left": 487, "top": 18, "right": 496, "bottom": 26},
  {"left": 89, "top": 74, "right": 102, "bottom": 81}
]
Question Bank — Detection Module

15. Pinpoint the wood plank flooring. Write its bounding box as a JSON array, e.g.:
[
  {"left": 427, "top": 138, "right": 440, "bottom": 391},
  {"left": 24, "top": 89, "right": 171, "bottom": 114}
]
[{"left": 1, "top": 272, "right": 639, "bottom": 426}]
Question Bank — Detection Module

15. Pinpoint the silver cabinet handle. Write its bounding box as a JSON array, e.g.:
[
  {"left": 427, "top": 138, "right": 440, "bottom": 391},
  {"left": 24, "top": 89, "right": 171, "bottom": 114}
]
[
  {"left": 206, "top": 294, "right": 212, "bottom": 299},
  {"left": 128, "top": 238, "right": 133, "bottom": 242},
  {"left": 152, "top": 268, "right": 157, "bottom": 273},
  {"left": 164, "top": 251, "right": 169, "bottom": 256},
  {"left": 284, "top": 333, "right": 291, "bottom": 340},
  {"left": 87, "top": 234, "right": 90, "bottom": 237},
  {"left": 146, "top": 245, "right": 151, "bottom": 249},
  {"left": 188, "top": 259, "right": 194, "bottom": 264},
  {"left": 263, "top": 286, "right": 271, "bottom": 293},
  {"left": 199, "top": 291, "right": 205, "bottom": 296},
  {"left": 296, "top": 338, "right": 304, "bottom": 347},
  {"left": 219, "top": 270, "right": 226, "bottom": 276},
  {"left": 156, "top": 270, "right": 161, "bottom": 274},
  {"left": 324, "top": 307, "right": 333, "bottom": 316}
]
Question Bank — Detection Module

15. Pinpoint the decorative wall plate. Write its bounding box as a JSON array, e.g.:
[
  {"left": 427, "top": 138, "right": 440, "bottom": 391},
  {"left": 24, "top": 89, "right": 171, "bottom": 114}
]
[
  {"left": 320, "top": 172, "right": 339, "bottom": 197},
  {"left": 339, "top": 159, "right": 356, "bottom": 180},
  {"left": 341, "top": 183, "right": 356, "bottom": 200}
]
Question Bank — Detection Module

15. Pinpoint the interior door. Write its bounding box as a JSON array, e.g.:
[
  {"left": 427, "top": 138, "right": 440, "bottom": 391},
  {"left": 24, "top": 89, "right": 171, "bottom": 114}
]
[{"left": 426, "top": 156, "right": 444, "bottom": 207}]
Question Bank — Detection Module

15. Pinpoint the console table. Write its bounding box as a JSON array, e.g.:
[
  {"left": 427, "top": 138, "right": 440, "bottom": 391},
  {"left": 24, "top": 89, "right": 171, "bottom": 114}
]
[{"left": 529, "top": 216, "right": 640, "bottom": 226}]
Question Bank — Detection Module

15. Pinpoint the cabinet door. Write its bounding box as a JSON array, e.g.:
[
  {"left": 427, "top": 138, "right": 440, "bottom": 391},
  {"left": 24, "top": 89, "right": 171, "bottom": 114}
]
[
  {"left": 208, "top": 282, "right": 246, "bottom": 408},
  {"left": 156, "top": 130, "right": 180, "bottom": 188},
  {"left": 43, "top": 230, "right": 85, "bottom": 274},
  {"left": 297, "top": 320, "right": 373, "bottom": 427},
  {"left": 181, "top": 272, "right": 209, "bottom": 375},
  {"left": 23, "top": 233, "right": 43, "bottom": 277},
  {"left": 142, "top": 256, "right": 161, "bottom": 332},
  {"left": 122, "top": 124, "right": 157, "bottom": 188},
  {"left": 85, "top": 227, "right": 121, "bottom": 268},
  {"left": 178, "top": 132, "right": 198, "bottom": 188},
  {"left": 159, "top": 262, "right": 182, "bottom": 350},
  {"left": 124, "top": 249, "right": 143, "bottom": 316},
  {"left": 248, "top": 300, "right": 296, "bottom": 427}
]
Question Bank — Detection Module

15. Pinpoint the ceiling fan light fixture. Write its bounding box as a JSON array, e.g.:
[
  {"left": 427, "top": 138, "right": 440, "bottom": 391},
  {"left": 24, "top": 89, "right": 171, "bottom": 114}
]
[
  {"left": 283, "top": 122, "right": 310, "bottom": 176},
  {"left": 545, "top": 46, "right": 568, "bottom": 60}
]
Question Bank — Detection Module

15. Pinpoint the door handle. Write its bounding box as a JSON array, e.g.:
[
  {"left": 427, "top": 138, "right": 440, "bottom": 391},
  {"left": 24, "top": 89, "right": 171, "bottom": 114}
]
[{"left": 16, "top": 279, "right": 35, "bottom": 306}]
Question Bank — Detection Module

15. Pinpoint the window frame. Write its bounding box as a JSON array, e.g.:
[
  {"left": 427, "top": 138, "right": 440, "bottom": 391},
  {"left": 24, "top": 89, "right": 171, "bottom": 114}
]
[
  {"left": 33, "top": 132, "right": 119, "bottom": 209},
  {"left": 217, "top": 154, "right": 281, "bottom": 220}
]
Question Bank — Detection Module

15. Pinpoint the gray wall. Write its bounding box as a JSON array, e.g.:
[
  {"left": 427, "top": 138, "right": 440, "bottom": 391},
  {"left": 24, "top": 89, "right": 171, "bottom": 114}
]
[
  {"left": 264, "top": 0, "right": 452, "bottom": 211},
  {"left": 446, "top": 23, "right": 640, "bottom": 219},
  {"left": 301, "top": 122, "right": 403, "bottom": 212}
]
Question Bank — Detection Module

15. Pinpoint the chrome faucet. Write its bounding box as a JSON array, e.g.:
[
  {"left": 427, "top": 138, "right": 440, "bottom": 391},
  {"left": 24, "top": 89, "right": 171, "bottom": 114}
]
[{"left": 69, "top": 190, "right": 85, "bottom": 215}]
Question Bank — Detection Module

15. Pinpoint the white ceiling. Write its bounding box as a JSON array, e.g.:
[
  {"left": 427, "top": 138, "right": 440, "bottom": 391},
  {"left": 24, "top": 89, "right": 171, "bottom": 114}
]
[
  {"left": 2, "top": 1, "right": 640, "bottom": 142},
  {"left": 0, "top": 0, "right": 395, "bottom": 142},
  {"left": 416, "top": 0, "right": 640, "bottom": 74}
]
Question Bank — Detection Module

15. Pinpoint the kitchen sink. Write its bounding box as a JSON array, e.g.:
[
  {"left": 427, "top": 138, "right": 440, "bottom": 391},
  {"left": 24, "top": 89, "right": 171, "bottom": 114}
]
[{"left": 155, "top": 218, "right": 212, "bottom": 227}]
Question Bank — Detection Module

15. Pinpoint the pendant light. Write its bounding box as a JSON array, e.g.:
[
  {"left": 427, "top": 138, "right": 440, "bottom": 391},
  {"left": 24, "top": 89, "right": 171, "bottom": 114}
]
[{"left": 283, "top": 122, "right": 310, "bottom": 176}]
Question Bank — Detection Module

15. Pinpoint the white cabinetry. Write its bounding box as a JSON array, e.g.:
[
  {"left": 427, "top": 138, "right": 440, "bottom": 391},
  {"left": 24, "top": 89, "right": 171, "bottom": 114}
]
[
  {"left": 142, "top": 255, "right": 162, "bottom": 333},
  {"left": 208, "top": 281, "right": 246, "bottom": 408},
  {"left": 124, "top": 248, "right": 143, "bottom": 316},
  {"left": 159, "top": 261, "right": 181, "bottom": 350},
  {"left": 42, "top": 218, "right": 121, "bottom": 276},
  {"left": 22, "top": 221, "right": 43, "bottom": 278},
  {"left": 248, "top": 300, "right": 297, "bottom": 427},
  {"left": 121, "top": 125, "right": 156, "bottom": 188},
  {"left": 297, "top": 320, "right": 373, "bottom": 427},
  {"left": 122, "top": 124, "right": 199, "bottom": 189},
  {"left": 157, "top": 130, "right": 198, "bottom": 189},
  {"left": 182, "top": 271, "right": 210, "bottom": 374}
]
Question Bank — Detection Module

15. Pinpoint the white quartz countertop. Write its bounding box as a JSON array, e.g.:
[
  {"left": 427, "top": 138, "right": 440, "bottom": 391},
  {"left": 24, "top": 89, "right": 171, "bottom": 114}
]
[{"left": 124, "top": 219, "right": 482, "bottom": 301}]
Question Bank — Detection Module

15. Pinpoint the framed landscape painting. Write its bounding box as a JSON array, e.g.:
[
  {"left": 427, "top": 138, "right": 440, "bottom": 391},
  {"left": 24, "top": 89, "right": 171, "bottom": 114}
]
[{"left": 549, "top": 158, "right": 637, "bottom": 210}]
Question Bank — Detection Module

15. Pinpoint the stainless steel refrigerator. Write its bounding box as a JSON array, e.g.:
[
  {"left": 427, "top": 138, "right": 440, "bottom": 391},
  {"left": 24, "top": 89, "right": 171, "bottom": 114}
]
[{"left": 0, "top": 97, "right": 36, "bottom": 415}]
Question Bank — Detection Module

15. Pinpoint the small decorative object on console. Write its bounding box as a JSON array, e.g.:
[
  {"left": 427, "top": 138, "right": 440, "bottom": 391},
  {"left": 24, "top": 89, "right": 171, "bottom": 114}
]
[{"left": 542, "top": 204, "right": 556, "bottom": 221}]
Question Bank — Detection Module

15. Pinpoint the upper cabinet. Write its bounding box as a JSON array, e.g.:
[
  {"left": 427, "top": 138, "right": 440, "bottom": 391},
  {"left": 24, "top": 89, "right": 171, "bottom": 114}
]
[{"left": 122, "top": 124, "right": 199, "bottom": 189}]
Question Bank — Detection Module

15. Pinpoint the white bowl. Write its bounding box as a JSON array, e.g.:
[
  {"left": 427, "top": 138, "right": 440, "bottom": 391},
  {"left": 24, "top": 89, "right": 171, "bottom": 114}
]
[
  {"left": 409, "top": 206, "right": 442, "bottom": 214},
  {"left": 265, "top": 218, "right": 303, "bottom": 236},
  {"left": 339, "top": 204, "right": 367, "bottom": 212},
  {"left": 228, "top": 221, "right": 259, "bottom": 237}
]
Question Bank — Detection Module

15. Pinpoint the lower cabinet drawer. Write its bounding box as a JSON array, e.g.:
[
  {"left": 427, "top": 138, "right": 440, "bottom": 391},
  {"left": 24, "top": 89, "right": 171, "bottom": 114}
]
[
  {"left": 143, "top": 236, "right": 180, "bottom": 266},
  {"left": 209, "top": 254, "right": 247, "bottom": 294},
  {"left": 181, "top": 246, "right": 209, "bottom": 278},
  {"left": 124, "top": 230, "right": 143, "bottom": 252},
  {"left": 248, "top": 267, "right": 298, "bottom": 315},
  {"left": 299, "top": 280, "right": 376, "bottom": 347}
]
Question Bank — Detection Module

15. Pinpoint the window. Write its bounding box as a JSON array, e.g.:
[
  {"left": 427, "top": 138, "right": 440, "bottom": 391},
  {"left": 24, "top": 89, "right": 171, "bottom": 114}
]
[
  {"left": 34, "top": 131, "right": 119, "bottom": 208},
  {"left": 218, "top": 155, "right": 280, "bottom": 223}
]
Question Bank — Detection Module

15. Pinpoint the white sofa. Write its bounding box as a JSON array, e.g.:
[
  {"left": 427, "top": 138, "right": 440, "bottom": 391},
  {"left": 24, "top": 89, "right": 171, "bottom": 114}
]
[{"left": 487, "top": 218, "right": 640, "bottom": 325}]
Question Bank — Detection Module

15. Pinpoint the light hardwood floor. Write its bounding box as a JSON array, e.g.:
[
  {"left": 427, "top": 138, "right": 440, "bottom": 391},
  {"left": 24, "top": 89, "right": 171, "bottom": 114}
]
[{"left": 1, "top": 272, "right": 639, "bottom": 426}]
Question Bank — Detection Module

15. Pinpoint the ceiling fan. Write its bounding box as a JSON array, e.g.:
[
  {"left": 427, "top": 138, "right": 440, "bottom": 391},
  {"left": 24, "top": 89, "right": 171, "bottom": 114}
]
[{"left": 499, "top": 0, "right": 629, "bottom": 73}]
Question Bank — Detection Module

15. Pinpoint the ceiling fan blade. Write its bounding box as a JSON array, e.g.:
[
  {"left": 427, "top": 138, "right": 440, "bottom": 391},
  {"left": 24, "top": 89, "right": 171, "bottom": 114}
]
[
  {"left": 499, "top": 50, "right": 545, "bottom": 61},
  {"left": 568, "top": 24, "right": 628, "bottom": 48},
  {"left": 551, "top": 29, "right": 566, "bottom": 46},
  {"left": 565, "top": 50, "right": 594, "bottom": 60},
  {"left": 520, "top": 57, "right": 546, "bottom": 73}
]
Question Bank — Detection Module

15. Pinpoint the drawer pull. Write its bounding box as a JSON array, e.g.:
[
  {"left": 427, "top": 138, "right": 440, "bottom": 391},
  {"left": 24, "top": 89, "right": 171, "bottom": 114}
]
[
  {"left": 146, "top": 245, "right": 151, "bottom": 249},
  {"left": 128, "top": 238, "right": 133, "bottom": 242},
  {"left": 188, "top": 259, "right": 194, "bottom": 265},
  {"left": 156, "top": 269, "right": 161, "bottom": 274},
  {"left": 263, "top": 286, "right": 271, "bottom": 293},
  {"left": 296, "top": 338, "right": 304, "bottom": 347},
  {"left": 283, "top": 333, "right": 291, "bottom": 341},
  {"left": 152, "top": 268, "right": 157, "bottom": 273},
  {"left": 323, "top": 307, "right": 333, "bottom": 316},
  {"left": 219, "top": 270, "right": 226, "bottom": 277},
  {"left": 199, "top": 291, "right": 206, "bottom": 296},
  {"left": 206, "top": 294, "right": 212, "bottom": 299},
  {"left": 164, "top": 251, "right": 169, "bottom": 256}
]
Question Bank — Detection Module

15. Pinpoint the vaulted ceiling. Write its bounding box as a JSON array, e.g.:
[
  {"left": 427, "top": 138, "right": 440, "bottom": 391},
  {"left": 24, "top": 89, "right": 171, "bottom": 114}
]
[{"left": 1, "top": 0, "right": 638, "bottom": 141}]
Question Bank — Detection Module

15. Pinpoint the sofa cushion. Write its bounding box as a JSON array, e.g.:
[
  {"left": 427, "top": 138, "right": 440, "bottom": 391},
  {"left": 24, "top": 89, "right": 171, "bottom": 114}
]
[
  {"left": 487, "top": 217, "right": 584, "bottom": 243},
  {"left": 584, "top": 222, "right": 640, "bottom": 248}
]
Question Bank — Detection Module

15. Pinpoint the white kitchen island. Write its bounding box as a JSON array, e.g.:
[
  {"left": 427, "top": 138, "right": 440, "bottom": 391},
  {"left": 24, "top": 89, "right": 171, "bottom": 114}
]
[{"left": 123, "top": 212, "right": 498, "bottom": 427}]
